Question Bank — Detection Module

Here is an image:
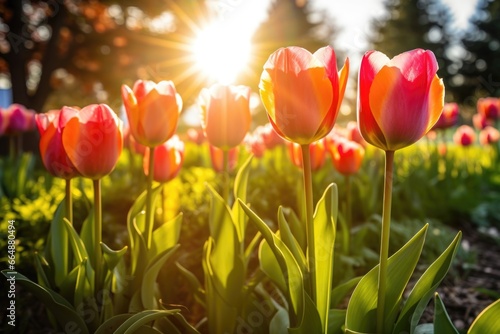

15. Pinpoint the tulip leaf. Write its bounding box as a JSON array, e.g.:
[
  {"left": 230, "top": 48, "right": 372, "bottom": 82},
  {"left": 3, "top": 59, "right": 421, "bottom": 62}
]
[
  {"left": 127, "top": 186, "right": 163, "bottom": 237},
  {"left": 433, "top": 293, "right": 459, "bottom": 334},
  {"left": 34, "top": 251, "right": 53, "bottom": 289},
  {"left": 59, "top": 261, "right": 80, "bottom": 304},
  {"left": 1, "top": 270, "right": 89, "bottom": 334},
  {"left": 330, "top": 276, "right": 362, "bottom": 308},
  {"left": 175, "top": 262, "right": 206, "bottom": 307},
  {"left": 151, "top": 212, "right": 182, "bottom": 260},
  {"left": 328, "top": 309, "right": 347, "bottom": 334},
  {"left": 63, "top": 218, "right": 89, "bottom": 265},
  {"left": 313, "top": 183, "right": 338, "bottom": 331},
  {"left": 80, "top": 208, "right": 95, "bottom": 266},
  {"left": 113, "top": 309, "right": 180, "bottom": 334},
  {"left": 239, "top": 199, "right": 304, "bottom": 327},
  {"left": 49, "top": 199, "right": 69, "bottom": 286},
  {"left": 95, "top": 314, "right": 132, "bottom": 334},
  {"left": 101, "top": 243, "right": 128, "bottom": 278},
  {"left": 468, "top": 298, "right": 500, "bottom": 334},
  {"left": 289, "top": 292, "right": 322, "bottom": 334},
  {"left": 393, "top": 231, "right": 462, "bottom": 334},
  {"left": 277, "top": 207, "right": 306, "bottom": 274},
  {"left": 232, "top": 154, "right": 253, "bottom": 242},
  {"left": 244, "top": 231, "right": 262, "bottom": 266},
  {"left": 141, "top": 244, "right": 180, "bottom": 310},
  {"left": 345, "top": 224, "right": 428, "bottom": 334},
  {"left": 269, "top": 304, "right": 289, "bottom": 334},
  {"left": 282, "top": 207, "right": 306, "bottom": 253},
  {"left": 259, "top": 238, "right": 286, "bottom": 292}
]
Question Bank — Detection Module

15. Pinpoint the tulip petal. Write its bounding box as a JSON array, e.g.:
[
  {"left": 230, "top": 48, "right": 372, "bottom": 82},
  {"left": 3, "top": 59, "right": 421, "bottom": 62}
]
[
  {"left": 424, "top": 75, "right": 445, "bottom": 133},
  {"left": 390, "top": 49, "right": 438, "bottom": 83},
  {"left": 139, "top": 88, "right": 179, "bottom": 145},
  {"left": 369, "top": 65, "right": 430, "bottom": 150}
]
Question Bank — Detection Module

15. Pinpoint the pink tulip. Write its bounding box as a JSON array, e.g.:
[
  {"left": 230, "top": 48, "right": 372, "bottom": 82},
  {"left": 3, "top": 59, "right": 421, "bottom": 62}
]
[
  {"left": 453, "top": 125, "right": 476, "bottom": 147},
  {"left": 358, "top": 49, "right": 444, "bottom": 151}
]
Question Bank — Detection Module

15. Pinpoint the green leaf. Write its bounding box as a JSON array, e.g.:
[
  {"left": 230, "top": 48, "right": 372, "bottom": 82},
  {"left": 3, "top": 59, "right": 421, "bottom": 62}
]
[
  {"left": 393, "top": 232, "right": 462, "bottom": 334},
  {"left": 244, "top": 231, "right": 262, "bottom": 267},
  {"left": 277, "top": 207, "right": 306, "bottom": 274},
  {"left": 414, "top": 324, "right": 434, "bottom": 334},
  {"left": 232, "top": 154, "right": 252, "bottom": 241},
  {"left": 151, "top": 213, "right": 182, "bottom": 260},
  {"left": 269, "top": 306, "right": 289, "bottom": 334},
  {"left": 327, "top": 309, "right": 347, "bottom": 334},
  {"left": 289, "top": 293, "right": 322, "bottom": 334},
  {"left": 34, "top": 252, "right": 53, "bottom": 289},
  {"left": 80, "top": 208, "right": 95, "bottom": 266},
  {"left": 101, "top": 242, "right": 128, "bottom": 281},
  {"left": 175, "top": 262, "right": 205, "bottom": 307},
  {"left": 95, "top": 314, "right": 132, "bottom": 334},
  {"left": 239, "top": 200, "right": 304, "bottom": 326},
  {"left": 330, "top": 277, "right": 362, "bottom": 308},
  {"left": 141, "top": 245, "right": 180, "bottom": 310},
  {"left": 63, "top": 218, "right": 89, "bottom": 264},
  {"left": 1, "top": 270, "right": 89, "bottom": 334},
  {"left": 49, "top": 200, "right": 69, "bottom": 286},
  {"left": 433, "top": 293, "right": 459, "bottom": 334},
  {"left": 468, "top": 298, "right": 500, "bottom": 334},
  {"left": 113, "top": 309, "right": 180, "bottom": 334},
  {"left": 127, "top": 186, "right": 163, "bottom": 235},
  {"left": 282, "top": 207, "right": 306, "bottom": 253},
  {"left": 259, "top": 239, "right": 286, "bottom": 292},
  {"left": 313, "top": 184, "right": 338, "bottom": 331},
  {"left": 345, "top": 225, "right": 428, "bottom": 334},
  {"left": 206, "top": 184, "right": 245, "bottom": 307}
]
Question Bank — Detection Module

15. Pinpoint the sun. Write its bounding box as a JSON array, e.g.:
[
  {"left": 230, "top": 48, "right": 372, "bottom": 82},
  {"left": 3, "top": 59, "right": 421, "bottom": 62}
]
[{"left": 191, "top": 22, "right": 252, "bottom": 85}]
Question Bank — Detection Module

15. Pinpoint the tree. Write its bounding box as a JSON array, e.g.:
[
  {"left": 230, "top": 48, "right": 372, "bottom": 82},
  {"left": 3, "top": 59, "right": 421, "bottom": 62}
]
[
  {"left": 458, "top": 0, "right": 500, "bottom": 103},
  {"left": 370, "top": 0, "right": 456, "bottom": 100}
]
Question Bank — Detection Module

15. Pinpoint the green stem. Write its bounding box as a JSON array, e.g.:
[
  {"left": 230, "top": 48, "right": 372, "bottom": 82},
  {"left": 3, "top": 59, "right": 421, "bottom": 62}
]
[
  {"left": 345, "top": 174, "right": 352, "bottom": 255},
  {"left": 301, "top": 144, "right": 315, "bottom": 302},
  {"left": 377, "top": 150, "right": 394, "bottom": 334},
  {"left": 222, "top": 149, "right": 230, "bottom": 203},
  {"left": 9, "top": 135, "right": 15, "bottom": 160},
  {"left": 65, "top": 178, "right": 73, "bottom": 225},
  {"left": 93, "top": 179, "right": 102, "bottom": 308},
  {"left": 161, "top": 184, "right": 167, "bottom": 224},
  {"left": 145, "top": 147, "right": 155, "bottom": 249}
]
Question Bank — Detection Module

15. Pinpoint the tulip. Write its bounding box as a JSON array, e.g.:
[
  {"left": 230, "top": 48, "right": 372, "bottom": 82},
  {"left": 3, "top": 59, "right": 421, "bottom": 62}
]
[
  {"left": 36, "top": 108, "right": 80, "bottom": 179},
  {"left": 479, "top": 126, "right": 500, "bottom": 146},
  {"left": 358, "top": 49, "right": 444, "bottom": 152},
  {"left": 433, "top": 102, "right": 459, "bottom": 130},
  {"left": 260, "top": 123, "right": 284, "bottom": 149},
  {"left": 453, "top": 125, "right": 476, "bottom": 147},
  {"left": 356, "top": 48, "right": 444, "bottom": 333},
  {"left": 288, "top": 139, "right": 326, "bottom": 171},
  {"left": 259, "top": 46, "right": 349, "bottom": 145},
  {"left": 143, "top": 135, "right": 184, "bottom": 183},
  {"left": 472, "top": 113, "right": 492, "bottom": 131},
  {"left": 244, "top": 134, "right": 266, "bottom": 158},
  {"left": 477, "top": 97, "right": 499, "bottom": 121},
  {"left": 199, "top": 84, "right": 252, "bottom": 150},
  {"left": 328, "top": 138, "right": 365, "bottom": 176},
  {"left": 62, "top": 104, "right": 123, "bottom": 179},
  {"left": 186, "top": 127, "right": 205, "bottom": 146},
  {"left": 209, "top": 144, "right": 238, "bottom": 173},
  {"left": 1, "top": 104, "right": 36, "bottom": 135},
  {"left": 122, "top": 80, "right": 182, "bottom": 147},
  {"left": 345, "top": 121, "right": 367, "bottom": 148}
]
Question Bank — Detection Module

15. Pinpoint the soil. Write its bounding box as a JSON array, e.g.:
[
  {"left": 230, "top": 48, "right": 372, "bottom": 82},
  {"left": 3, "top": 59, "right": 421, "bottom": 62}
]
[{"left": 422, "top": 220, "right": 500, "bottom": 332}]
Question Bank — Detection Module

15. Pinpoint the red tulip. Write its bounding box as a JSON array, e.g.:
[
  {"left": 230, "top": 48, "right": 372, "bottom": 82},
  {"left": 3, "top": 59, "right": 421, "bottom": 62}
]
[
  {"left": 1, "top": 104, "right": 36, "bottom": 135},
  {"left": 328, "top": 138, "right": 365, "bottom": 175},
  {"left": 244, "top": 133, "right": 266, "bottom": 158},
  {"left": 209, "top": 145, "right": 239, "bottom": 173},
  {"left": 479, "top": 126, "right": 500, "bottom": 146},
  {"left": 122, "top": 80, "right": 182, "bottom": 147},
  {"left": 259, "top": 46, "right": 349, "bottom": 145},
  {"left": 186, "top": 127, "right": 205, "bottom": 146},
  {"left": 62, "top": 104, "right": 123, "bottom": 179},
  {"left": 477, "top": 97, "right": 500, "bottom": 121},
  {"left": 259, "top": 123, "right": 284, "bottom": 149},
  {"left": 143, "top": 135, "right": 184, "bottom": 183},
  {"left": 346, "top": 121, "right": 367, "bottom": 148},
  {"left": 358, "top": 49, "right": 444, "bottom": 151},
  {"left": 433, "top": 102, "right": 459, "bottom": 130},
  {"left": 453, "top": 125, "right": 476, "bottom": 147},
  {"left": 199, "top": 84, "right": 252, "bottom": 150},
  {"left": 288, "top": 139, "right": 326, "bottom": 171},
  {"left": 36, "top": 107, "right": 80, "bottom": 179}
]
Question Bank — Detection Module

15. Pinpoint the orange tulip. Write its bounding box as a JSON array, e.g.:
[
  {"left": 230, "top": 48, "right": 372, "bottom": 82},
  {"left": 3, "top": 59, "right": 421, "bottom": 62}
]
[
  {"left": 122, "top": 80, "right": 182, "bottom": 147},
  {"left": 479, "top": 126, "right": 500, "bottom": 146},
  {"left": 62, "top": 104, "right": 123, "bottom": 179},
  {"left": 36, "top": 107, "right": 80, "bottom": 179},
  {"left": 453, "top": 125, "right": 476, "bottom": 147},
  {"left": 328, "top": 138, "right": 365, "bottom": 175},
  {"left": 143, "top": 135, "right": 184, "bottom": 183},
  {"left": 199, "top": 84, "right": 251, "bottom": 150},
  {"left": 358, "top": 49, "right": 444, "bottom": 151},
  {"left": 288, "top": 139, "right": 326, "bottom": 171},
  {"left": 209, "top": 144, "right": 239, "bottom": 173},
  {"left": 477, "top": 97, "right": 499, "bottom": 121},
  {"left": 259, "top": 46, "right": 349, "bottom": 145}
]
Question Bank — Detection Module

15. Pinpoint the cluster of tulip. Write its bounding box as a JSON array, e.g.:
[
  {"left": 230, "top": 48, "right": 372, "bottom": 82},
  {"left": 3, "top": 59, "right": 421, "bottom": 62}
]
[
  {"left": 14, "top": 44, "right": 499, "bottom": 334},
  {"left": 0, "top": 104, "right": 36, "bottom": 157}
]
